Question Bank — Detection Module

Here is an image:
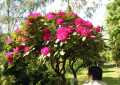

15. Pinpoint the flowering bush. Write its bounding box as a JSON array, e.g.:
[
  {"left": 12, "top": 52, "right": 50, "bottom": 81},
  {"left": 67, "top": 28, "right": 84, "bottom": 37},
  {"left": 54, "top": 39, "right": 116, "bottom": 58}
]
[{"left": 4, "top": 11, "right": 104, "bottom": 85}]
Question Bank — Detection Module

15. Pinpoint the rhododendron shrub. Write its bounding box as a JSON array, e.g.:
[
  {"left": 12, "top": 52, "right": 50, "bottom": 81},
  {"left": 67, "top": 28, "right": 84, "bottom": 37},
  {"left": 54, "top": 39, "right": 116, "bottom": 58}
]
[{"left": 4, "top": 11, "right": 104, "bottom": 85}]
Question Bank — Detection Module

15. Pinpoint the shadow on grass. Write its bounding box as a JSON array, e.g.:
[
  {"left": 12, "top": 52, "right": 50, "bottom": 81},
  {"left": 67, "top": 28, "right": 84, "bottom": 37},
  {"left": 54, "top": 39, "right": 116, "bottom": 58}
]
[
  {"left": 103, "top": 77, "right": 120, "bottom": 85},
  {"left": 67, "top": 78, "right": 84, "bottom": 85},
  {"left": 103, "top": 64, "right": 116, "bottom": 68},
  {"left": 103, "top": 70, "right": 114, "bottom": 73}
]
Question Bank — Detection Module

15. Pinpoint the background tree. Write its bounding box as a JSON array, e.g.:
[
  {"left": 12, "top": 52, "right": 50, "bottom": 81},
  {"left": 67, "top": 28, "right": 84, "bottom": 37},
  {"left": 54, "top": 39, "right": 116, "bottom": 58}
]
[
  {"left": 0, "top": 0, "right": 48, "bottom": 33},
  {"left": 106, "top": 0, "right": 120, "bottom": 66}
]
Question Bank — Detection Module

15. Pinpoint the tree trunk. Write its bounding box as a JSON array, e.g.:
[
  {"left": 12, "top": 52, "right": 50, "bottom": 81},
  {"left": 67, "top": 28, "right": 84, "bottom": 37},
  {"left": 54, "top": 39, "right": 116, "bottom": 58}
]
[
  {"left": 50, "top": 56, "right": 67, "bottom": 85},
  {"left": 72, "top": 70, "right": 78, "bottom": 85},
  {"left": 58, "top": 75, "right": 67, "bottom": 85},
  {"left": 69, "top": 60, "right": 78, "bottom": 85}
]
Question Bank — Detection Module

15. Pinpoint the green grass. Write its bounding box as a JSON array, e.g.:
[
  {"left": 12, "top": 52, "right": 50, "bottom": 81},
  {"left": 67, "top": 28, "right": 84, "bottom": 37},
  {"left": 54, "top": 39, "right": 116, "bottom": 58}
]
[
  {"left": 103, "top": 65, "right": 120, "bottom": 85},
  {"left": 66, "top": 64, "right": 120, "bottom": 85}
]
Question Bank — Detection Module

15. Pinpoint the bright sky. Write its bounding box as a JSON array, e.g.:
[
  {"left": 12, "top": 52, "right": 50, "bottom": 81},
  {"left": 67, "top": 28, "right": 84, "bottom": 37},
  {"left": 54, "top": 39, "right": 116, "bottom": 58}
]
[{"left": 90, "top": 0, "right": 109, "bottom": 26}]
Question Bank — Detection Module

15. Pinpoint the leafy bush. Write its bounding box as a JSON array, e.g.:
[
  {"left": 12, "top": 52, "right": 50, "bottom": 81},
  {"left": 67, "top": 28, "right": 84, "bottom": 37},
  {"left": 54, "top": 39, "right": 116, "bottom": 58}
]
[{"left": 3, "top": 11, "right": 104, "bottom": 85}]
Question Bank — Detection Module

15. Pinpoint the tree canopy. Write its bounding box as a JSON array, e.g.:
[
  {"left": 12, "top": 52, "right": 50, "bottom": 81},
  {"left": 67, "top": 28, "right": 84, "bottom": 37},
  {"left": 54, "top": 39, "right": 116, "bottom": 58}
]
[{"left": 106, "top": 0, "right": 120, "bottom": 64}]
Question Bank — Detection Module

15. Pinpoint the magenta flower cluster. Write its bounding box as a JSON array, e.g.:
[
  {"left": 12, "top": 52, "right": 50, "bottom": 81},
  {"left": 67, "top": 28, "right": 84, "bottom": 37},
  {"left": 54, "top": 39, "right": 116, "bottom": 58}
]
[
  {"left": 56, "top": 27, "right": 73, "bottom": 41},
  {"left": 5, "top": 45, "right": 30, "bottom": 64},
  {"left": 75, "top": 18, "right": 101, "bottom": 37}
]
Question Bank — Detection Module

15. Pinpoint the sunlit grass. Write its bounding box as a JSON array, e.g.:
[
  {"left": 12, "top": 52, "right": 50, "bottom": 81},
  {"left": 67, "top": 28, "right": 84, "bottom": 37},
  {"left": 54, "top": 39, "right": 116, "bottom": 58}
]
[
  {"left": 103, "top": 66, "right": 120, "bottom": 85},
  {"left": 66, "top": 65, "right": 120, "bottom": 85}
]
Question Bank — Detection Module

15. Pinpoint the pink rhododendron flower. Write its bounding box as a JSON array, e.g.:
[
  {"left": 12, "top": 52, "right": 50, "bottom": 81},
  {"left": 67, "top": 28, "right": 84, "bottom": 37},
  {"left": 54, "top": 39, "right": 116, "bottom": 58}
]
[
  {"left": 13, "top": 47, "right": 19, "bottom": 54},
  {"left": 5, "top": 52, "right": 13, "bottom": 57},
  {"left": 13, "top": 46, "right": 24, "bottom": 53},
  {"left": 76, "top": 26, "right": 92, "bottom": 37},
  {"left": 65, "top": 26, "right": 73, "bottom": 34},
  {"left": 84, "top": 20, "right": 93, "bottom": 28},
  {"left": 56, "top": 27, "right": 70, "bottom": 41},
  {"left": 13, "top": 45, "right": 30, "bottom": 53},
  {"left": 41, "top": 47, "right": 50, "bottom": 56},
  {"left": 5, "top": 36, "right": 13, "bottom": 44},
  {"left": 75, "top": 18, "right": 93, "bottom": 29},
  {"left": 46, "top": 13, "right": 56, "bottom": 20},
  {"left": 18, "top": 45, "right": 25, "bottom": 51},
  {"left": 42, "top": 28, "right": 51, "bottom": 41},
  {"left": 5, "top": 52, "right": 13, "bottom": 64},
  {"left": 56, "top": 18, "right": 64, "bottom": 24},
  {"left": 74, "top": 18, "right": 85, "bottom": 26},
  {"left": 24, "top": 46, "right": 30, "bottom": 53},
  {"left": 95, "top": 26, "right": 102, "bottom": 32}
]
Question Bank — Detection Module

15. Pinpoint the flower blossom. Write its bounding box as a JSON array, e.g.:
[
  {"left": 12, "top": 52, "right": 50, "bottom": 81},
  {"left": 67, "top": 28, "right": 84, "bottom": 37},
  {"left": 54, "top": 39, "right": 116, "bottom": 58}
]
[
  {"left": 56, "top": 18, "right": 64, "bottom": 24},
  {"left": 65, "top": 26, "right": 73, "bottom": 34},
  {"left": 56, "top": 27, "right": 72, "bottom": 41},
  {"left": 42, "top": 28, "right": 51, "bottom": 41},
  {"left": 13, "top": 45, "right": 30, "bottom": 54},
  {"left": 46, "top": 13, "right": 56, "bottom": 20},
  {"left": 76, "top": 26, "right": 92, "bottom": 37},
  {"left": 75, "top": 18, "right": 93, "bottom": 29},
  {"left": 41, "top": 47, "right": 50, "bottom": 56},
  {"left": 24, "top": 46, "right": 30, "bottom": 53},
  {"left": 5, "top": 52, "right": 13, "bottom": 64},
  {"left": 83, "top": 20, "right": 93, "bottom": 28},
  {"left": 95, "top": 26, "right": 102, "bottom": 32},
  {"left": 5, "top": 36, "right": 13, "bottom": 44},
  {"left": 74, "top": 18, "right": 85, "bottom": 26},
  {"left": 13, "top": 47, "right": 19, "bottom": 54}
]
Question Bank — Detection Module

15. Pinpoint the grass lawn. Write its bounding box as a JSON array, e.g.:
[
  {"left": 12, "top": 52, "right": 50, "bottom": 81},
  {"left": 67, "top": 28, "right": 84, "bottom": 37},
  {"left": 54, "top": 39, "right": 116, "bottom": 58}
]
[
  {"left": 103, "top": 64, "right": 120, "bottom": 85},
  {"left": 66, "top": 64, "right": 120, "bottom": 85}
]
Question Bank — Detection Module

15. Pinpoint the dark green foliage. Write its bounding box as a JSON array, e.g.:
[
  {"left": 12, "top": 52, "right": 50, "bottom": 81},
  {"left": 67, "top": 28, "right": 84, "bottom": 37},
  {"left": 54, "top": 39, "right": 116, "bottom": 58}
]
[
  {"left": 3, "top": 58, "right": 29, "bottom": 85},
  {"left": 3, "top": 59, "right": 51, "bottom": 85}
]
